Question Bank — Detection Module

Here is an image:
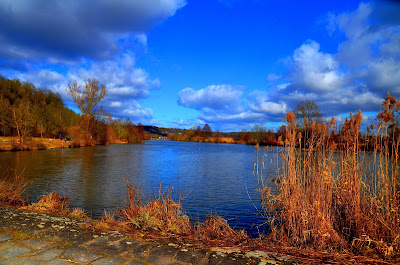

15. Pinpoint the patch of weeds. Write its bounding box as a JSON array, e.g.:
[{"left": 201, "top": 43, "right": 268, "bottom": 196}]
[{"left": 22, "top": 192, "right": 70, "bottom": 215}]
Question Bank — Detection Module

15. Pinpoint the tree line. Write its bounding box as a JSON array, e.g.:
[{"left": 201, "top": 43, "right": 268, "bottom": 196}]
[
  {"left": 0, "top": 76, "right": 146, "bottom": 147},
  {"left": 167, "top": 96, "right": 400, "bottom": 148}
]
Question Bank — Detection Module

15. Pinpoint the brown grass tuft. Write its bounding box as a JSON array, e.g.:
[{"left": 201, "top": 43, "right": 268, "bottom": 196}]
[
  {"left": 0, "top": 175, "right": 28, "bottom": 206},
  {"left": 92, "top": 211, "right": 131, "bottom": 233},
  {"left": 194, "top": 216, "right": 248, "bottom": 245},
  {"left": 117, "top": 179, "right": 247, "bottom": 244},
  {"left": 23, "top": 192, "right": 70, "bottom": 215},
  {"left": 118, "top": 179, "right": 192, "bottom": 235},
  {"left": 69, "top": 208, "right": 89, "bottom": 219}
]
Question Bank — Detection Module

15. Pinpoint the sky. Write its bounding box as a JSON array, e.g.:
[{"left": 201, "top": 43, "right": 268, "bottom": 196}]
[{"left": 0, "top": 0, "right": 399, "bottom": 132}]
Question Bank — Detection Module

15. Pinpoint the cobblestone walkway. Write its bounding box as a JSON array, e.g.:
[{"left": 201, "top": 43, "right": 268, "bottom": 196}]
[{"left": 0, "top": 207, "right": 299, "bottom": 265}]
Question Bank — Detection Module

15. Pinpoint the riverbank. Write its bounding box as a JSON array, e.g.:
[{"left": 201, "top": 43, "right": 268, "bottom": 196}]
[
  {"left": 1, "top": 206, "right": 392, "bottom": 265},
  {"left": 0, "top": 175, "right": 392, "bottom": 264},
  {"left": 0, "top": 137, "right": 72, "bottom": 151},
  {"left": 0, "top": 135, "right": 282, "bottom": 154},
  {"left": 0, "top": 136, "right": 133, "bottom": 152},
  {"left": 0, "top": 206, "right": 302, "bottom": 265}
]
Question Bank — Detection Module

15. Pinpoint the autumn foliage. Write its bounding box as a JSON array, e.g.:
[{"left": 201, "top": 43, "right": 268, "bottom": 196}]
[{"left": 0, "top": 76, "right": 146, "bottom": 147}]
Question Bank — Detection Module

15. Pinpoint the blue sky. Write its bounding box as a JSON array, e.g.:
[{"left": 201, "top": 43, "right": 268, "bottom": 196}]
[{"left": 1, "top": 0, "right": 399, "bottom": 131}]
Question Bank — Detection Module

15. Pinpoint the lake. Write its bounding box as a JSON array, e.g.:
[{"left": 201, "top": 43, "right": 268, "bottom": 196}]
[{"left": 0, "top": 140, "right": 281, "bottom": 236}]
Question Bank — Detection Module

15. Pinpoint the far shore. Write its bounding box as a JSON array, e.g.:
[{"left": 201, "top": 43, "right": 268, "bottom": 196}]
[
  {"left": 0, "top": 136, "right": 286, "bottom": 153},
  {"left": 0, "top": 136, "right": 131, "bottom": 152}
]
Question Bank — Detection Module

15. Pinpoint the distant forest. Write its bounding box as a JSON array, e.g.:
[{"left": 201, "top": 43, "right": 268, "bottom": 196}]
[
  {"left": 0, "top": 75, "right": 278, "bottom": 147},
  {"left": 0, "top": 76, "right": 146, "bottom": 146},
  {"left": 3, "top": 76, "right": 398, "bottom": 149}
]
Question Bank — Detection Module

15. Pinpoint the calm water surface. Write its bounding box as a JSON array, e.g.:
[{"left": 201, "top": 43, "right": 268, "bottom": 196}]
[{"left": 0, "top": 141, "right": 281, "bottom": 236}]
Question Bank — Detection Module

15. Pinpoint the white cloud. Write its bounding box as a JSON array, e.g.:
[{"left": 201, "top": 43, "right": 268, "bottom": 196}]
[
  {"left": 110, "top": 101, "right": 122, "bottom": 107},
  {"left": 178, "top": 84, "right": 246, "bottom": 110},
  {"left": 267, "top": 74, "right": 281, "bottom": 82},
  {"left": 251, "top": 101, "right": 287, "bottom": 115},
  {"left": 122, "top": 103, "right": 153, "bottom": 119},
  {"left": 257, "top": 2, "right": 399, "bottom": 123},
  {"left": 0, "top": 0, "right": 188, "bottom": 126},
  {"left": 287, "top": 40, "right": 345, "bottom": 92},
  {"left": 0, "top": 0, "right": 186, "bottom": 62},
  {"left": 277, "top": 83, "right": 290, "bottom": 90},
  {"left": 171, "top": 119, "right": 194, "bottom": 126},
  {"left": 367, "top": 58, "right": 400, "bottom": 96},
  {"left": 8, "top": 52, "right": 158, "bottom": 123},
  {"left": 134, "top": 33, "right": 148, "bottom": 49},
  {"left": 336, "top": 2, "right": 372, "bottom": 39},
  {"left": 178, "top": 3, "right": 397, "bottom": 129},
  {"left": 200, "top": 111, "right": 265, "bottom": 124},
  {"left": 249, "top": 91, "right": 287, "bottom": 115},
  {"left": 65, "top": 53, "right": 158, "bottom": 101}
]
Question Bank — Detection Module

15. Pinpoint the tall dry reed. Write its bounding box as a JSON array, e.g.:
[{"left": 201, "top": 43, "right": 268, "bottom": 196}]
[{"left": 258, "top": 94, "right": 400, "bottom": 258}]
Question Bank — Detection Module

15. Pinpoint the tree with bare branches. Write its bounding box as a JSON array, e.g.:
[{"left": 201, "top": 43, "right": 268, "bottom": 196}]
[
  {"left": 67, "top": 78, "right": 107, "bottom": 131},
  {"left": 294, "top": 100, "right": 321, "bottom": 125}
]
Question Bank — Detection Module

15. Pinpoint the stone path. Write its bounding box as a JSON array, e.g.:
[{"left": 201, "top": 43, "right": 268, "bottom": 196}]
[{"left": 0, "top": 207, "right": 299, "bottom": 265}]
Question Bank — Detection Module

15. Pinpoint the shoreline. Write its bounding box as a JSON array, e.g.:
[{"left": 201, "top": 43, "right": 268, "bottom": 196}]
[
  {"left": 1, "top": 205, "right": 387, "bottom": 265},
  {"left": 1, "top": 206, "right": 284, "bottom": 265},
  {"left": 0, "top": 205, "right": 307, "bottom": 265},
  {"left": 0, "top": 136, "right": 284, "bottom": 153},
  {"left": 0, "top": 136, "right": 133, "bottom": 152}
]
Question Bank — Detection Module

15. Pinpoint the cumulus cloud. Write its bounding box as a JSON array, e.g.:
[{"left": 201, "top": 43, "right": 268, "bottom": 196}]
[
  {"left": 286, "top": 40, "right": 345, "bottom": 93},
  {"left": 249, "top": 91, "right": 287, "bottom": 115},
  {"left": 0, "top": 0, "right": 186, "bottom": 63},
  {"left": 199, "top": 110, "right": 265, "bottom": 124},
  {"left": 333, "top": 3, "right": 395, "bottom": 69},
  {"left": 9, "top": 52, "right": 159, "bottom": 123},
  {"left": 261, "top": 1, "right": 399, "bottom": 121},
  {"left": 108, "top": 100, "right": 155, "bottom": 125},
  {"left": 171, "top": 119, "right": 195, "bottom": 126},
  {"left": 12, "top": 53, "right": 158, "bottom": 100},
  {"left": 70, "top": 55, "right": 159, "bottom": 101},
  {"left": 179, "top": 2, "right": 399, "bottom": 130},
  {"left": 178, "top": 84, "right": 246, "bottom": 110},
  {"left": 121, "top": 102, "right": 153, "bottom": 120},
  {"left": 327, "top": 2, "right": 400, "bottom": 99},
  {"left": 176, "top": 84, "right": 283, "bottom": 129},
  {"left": 0, "top": 0, "right": 187, "bottom": 125}
]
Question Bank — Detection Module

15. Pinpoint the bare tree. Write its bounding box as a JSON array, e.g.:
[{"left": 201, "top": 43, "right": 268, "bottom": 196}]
[
  {"left": 252, "top": 124, "right": 266, "bottom": 144},
  {"left": 202, "top": 123, "right": 212, "bottom": 137},
  {"left": 294, "top": 100, "right": 321, "bottom": 125},
  {"left": 67, "top": 78, "right": 107, "bottom": 131}
]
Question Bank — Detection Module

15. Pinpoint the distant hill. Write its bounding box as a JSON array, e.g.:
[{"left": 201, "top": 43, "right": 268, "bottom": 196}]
[
  {"left": 143, "top": 125, "right": 240, "bottom": 138},
  {"left": 143, "top": 126, "right": 187, "bottom": 137}
]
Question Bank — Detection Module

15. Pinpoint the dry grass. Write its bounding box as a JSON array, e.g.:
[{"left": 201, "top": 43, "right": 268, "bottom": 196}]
[
  {"left": 194, "top": 215, "right": 248, "bottom": 245},
  {"left": 118, "top": 180, "right": 192, "bottom": 235},
  {"left": 116, "top": 179, "right": 248, "bottom": 245},
  {"left": 0, "top": 174, "right": 28, "bottom": 206},
  {"left": 22, "top": 192, "right": 70, "bottom": 215},
  {"left": 92, "top": 210, "right": 131, "bottom": 233},
  {"left": 0, "top": 173, "right": 88, "bottom": 220},
  {"left": 204, "top": 137, "right": 236, "bottom": 144},
  {"left": 69, "top": 208, "right": 90, "bottom": 219},
  {"left": 0, "top": 136, "right": 72, "bottom": 151},
  {"left": 257, "top": 96, "right": 400, "bottom": 260},
  {"left": 0, "top": 173, "right": 246, "bottom": 247}
]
